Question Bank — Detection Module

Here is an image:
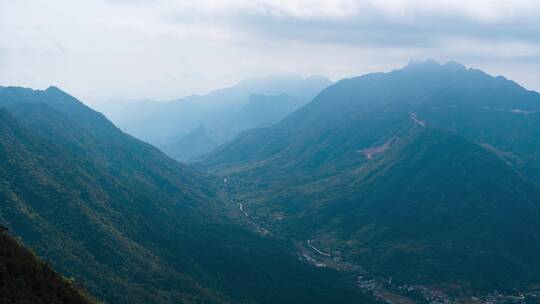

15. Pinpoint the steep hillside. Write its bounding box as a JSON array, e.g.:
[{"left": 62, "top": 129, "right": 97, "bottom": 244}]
[
  {"left": 0, "top": 228, "right": 96, "bottom": 304},
  {"left": 0, "top": 104, "right": 228, "bottom": 303},
  {"left": 272, "top": 127, "right": 540, "bottom": 289},
  {"left": 202, "top": 61, "right": 540, "bottom": 180},
  {"left": 0, "top": 87, "right": 376, "bottom": 304},
  {"left": 200, "top": 61, "right": 540, "bottom": 295}
]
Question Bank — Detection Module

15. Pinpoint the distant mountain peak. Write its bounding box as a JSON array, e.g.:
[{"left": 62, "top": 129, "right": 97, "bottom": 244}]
[
  {"left": 45, "top": 85, "right": 73, "bottom": 98},
  {"left": 406, "top": 59, "right": 439, "bottom": 67},
  {"left": 46, "top": 85, "right": 62, "bottom": 92},
  {"left": 404, "top": 59, "right": 467, "bottom": 71},
  {"left": 443, "top": 60, "right": 467, "bottom": 71},
  {"left": 304, "top": 74, "right": 333, "bottom": 82}
]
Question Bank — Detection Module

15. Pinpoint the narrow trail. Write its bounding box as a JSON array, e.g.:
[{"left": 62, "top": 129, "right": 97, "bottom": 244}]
[
  {"left": 481, "top": 106, "right": 540, "bottom": 115},
  {"left": 307, "top": 240, "right": 331, "bottom": 257},
  {"left": 410, "top": 112, "right": 427, "bottom": 127},
  {"left": 238, "top": 203, "right": 249, "bottom": 217}
]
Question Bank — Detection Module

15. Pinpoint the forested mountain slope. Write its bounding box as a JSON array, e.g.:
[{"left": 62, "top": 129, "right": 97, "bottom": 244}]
[
  {"left": 0, "top": 228, "right": 96, "bottom": 304},
  {"left": 199, "top": 61, "right": 540, "bottom": 293},
  {"left": 0, "top": 86, "right": 376, "bottom": 304}
]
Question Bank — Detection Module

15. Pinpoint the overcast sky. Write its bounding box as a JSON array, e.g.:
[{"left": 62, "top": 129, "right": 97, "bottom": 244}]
[{"left": 1, "top": 0, "right": 539, "bottom": 105}]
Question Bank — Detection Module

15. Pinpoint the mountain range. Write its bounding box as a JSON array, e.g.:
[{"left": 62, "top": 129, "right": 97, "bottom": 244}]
[
  {"left": 199, "top": 60, "right": 540, "bottom": 295},
  {"left": 5, "top": 60, "right": 540, "bottom": 303},
  {"left": 99, "top": 76, "right": 332, "bottom": 161},
  {"left": 0, "top": 85, "right": 376, "bottom": 304}
]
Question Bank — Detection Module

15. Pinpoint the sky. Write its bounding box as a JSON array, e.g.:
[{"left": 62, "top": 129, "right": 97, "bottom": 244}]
[{"left": 1, "top": 0, "right": 540, "bottom": 105}]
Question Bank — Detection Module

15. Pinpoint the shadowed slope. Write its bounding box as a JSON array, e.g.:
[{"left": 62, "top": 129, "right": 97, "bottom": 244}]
[
  {"left": 0, "top": 87, "right": 378, "bottom": 304},
  {"left": 199, "top": 61, "right": 540, "bottom": 292},
  {"left": 0, "top": 228, "right": 96, "bottom": 304}
]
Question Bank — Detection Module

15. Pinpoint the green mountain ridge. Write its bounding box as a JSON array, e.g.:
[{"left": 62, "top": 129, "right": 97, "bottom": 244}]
[
  {"left": 292, "top": 127, "right": 540, "bottom": 289},
  {"left": 0, "top": 86, "right": 377, "bottom": 304},
  {"left": 202, "top": 61, "right": 540, "bottom": 176},
  {"left": 199, "top": 61, "right": 540, "bottom": 293}
]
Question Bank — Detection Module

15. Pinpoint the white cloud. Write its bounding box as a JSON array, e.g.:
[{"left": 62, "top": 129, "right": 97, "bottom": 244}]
[
  {"left": 1, "top": 0, "right": 539, "bottom": 104},
  {"left": 129, "top": 0, "right": 540, "bottom": 22}
]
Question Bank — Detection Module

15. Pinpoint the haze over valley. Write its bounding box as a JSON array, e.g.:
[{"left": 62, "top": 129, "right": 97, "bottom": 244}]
[{"left": 2, "top": 1, "right": 540, "bottom": 304}]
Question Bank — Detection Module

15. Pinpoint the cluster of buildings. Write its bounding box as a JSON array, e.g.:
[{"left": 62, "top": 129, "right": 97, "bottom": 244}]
[
  {"left": 299, "top": 238, "right": 540, "bottom": 304},
  {"left": 396, "top": 284, "right": 450, "bottom": 304}
]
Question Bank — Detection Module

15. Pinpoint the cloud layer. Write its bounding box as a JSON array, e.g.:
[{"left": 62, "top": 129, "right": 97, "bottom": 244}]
[{"left": 1, "top": 0, "right": 539, "bottom": 104}]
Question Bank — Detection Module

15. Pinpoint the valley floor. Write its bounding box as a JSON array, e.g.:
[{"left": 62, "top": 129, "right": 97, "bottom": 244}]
[{"left": 219, "top": 180, "right": 540, "bottom": 304}]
